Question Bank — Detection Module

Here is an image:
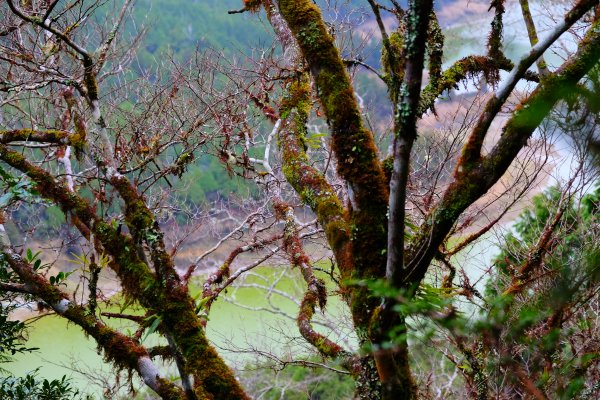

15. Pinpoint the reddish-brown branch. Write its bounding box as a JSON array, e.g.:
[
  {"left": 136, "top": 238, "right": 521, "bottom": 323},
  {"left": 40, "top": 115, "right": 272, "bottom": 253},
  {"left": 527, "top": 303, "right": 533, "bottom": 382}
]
[
  {"left": 446, "top": 161, "right": 547, "bottom": 256},
  {"left": 502, "top": 193, "right": 570, "bottom": 295},
  {"left": 200, "top": 233, "right": 281, "bottom": 317},
  {"left": 0, "top": 282, "right": 32, "bottom": 294},
  {"left": 277, "top": 202, "right": 350, "bottom": 360},
  {"left": 514, "top": 366, "right": 549, "bottom": 400}
]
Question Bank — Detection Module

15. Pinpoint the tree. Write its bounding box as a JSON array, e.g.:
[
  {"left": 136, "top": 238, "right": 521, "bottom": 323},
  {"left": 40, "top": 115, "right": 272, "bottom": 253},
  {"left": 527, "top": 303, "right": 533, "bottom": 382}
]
[{"left": 0, "top": 0, "right": 599, "bottom": 399}]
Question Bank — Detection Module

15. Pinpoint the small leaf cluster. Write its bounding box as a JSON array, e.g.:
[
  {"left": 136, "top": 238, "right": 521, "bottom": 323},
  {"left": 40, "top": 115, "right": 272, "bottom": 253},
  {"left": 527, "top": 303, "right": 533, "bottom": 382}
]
[{"left": 0, "top": 369, "right": 90, "bottom": 400}]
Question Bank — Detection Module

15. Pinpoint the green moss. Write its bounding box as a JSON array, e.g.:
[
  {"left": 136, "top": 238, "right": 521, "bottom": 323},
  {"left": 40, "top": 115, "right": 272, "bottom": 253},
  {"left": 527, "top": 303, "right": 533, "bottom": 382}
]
[
  {"left": 0, "top": 145, "right": 248, "bottom": 400},
  {"left": 278, "top": 0, "right": 390, "bottom": 333},
  {"left": 155, "top": 378, "right": 186, "bottom": 400},
  {"left": 83, "top": 58, "right": 99, "bottom": 101},
  {"left": 426, "top": 13, "right": 444, "bottom": 92},
  {"left": 0, "top": 129, "right": 70, "bottom": 144}
]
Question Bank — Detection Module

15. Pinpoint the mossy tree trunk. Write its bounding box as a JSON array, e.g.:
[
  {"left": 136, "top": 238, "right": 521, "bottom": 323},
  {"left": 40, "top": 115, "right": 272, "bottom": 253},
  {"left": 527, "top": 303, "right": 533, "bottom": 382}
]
[{"left": 255, "top": 0, "right": 600, "bottom": 399}]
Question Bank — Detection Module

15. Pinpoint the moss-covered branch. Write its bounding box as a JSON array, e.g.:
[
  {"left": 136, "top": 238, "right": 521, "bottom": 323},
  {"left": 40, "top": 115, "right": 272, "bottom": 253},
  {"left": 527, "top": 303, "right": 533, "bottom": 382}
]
[
  {"left": 278, "top": 0, "right": 389, "bottom": 339},
  {"left": 0, "top": 129, "right": 70, "bottom": 144},
  {"left": 459, "top": 0, "right": 597, "bottom": 170},
  {"left": 404, "top": 15, "right": 600, "bottom": 288},
  {"left": 1, "top": 247, "right": 185, "bottom": 400},
  {"left": 278, "top": 75, "right": 353, "bottom": 280},
  {"left": 518, "top": 0, "right": 550, "bottom": 76},
  {"left": 418, "top": 55, "right": 539, "bottom": 115},
  {"left": 0, "top": 145, "right": 249, "bottom": 399},
  {"left": 108, "top": 176, "right": 180, "bottom": 287},
  {"left": 276, "top": 202, "right": 351, "bottom": 360},
  {"left": 487, "top": 0, "right": 508, "bottom": 73}
]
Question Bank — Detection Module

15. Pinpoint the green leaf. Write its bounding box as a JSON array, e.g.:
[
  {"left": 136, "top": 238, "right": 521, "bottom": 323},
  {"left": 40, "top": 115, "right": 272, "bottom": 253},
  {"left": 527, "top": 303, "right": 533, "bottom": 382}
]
[
  {"left": 0, "top": 192, "right": 13, "bottom": 208},
  {"left": 141, "top": 316, "right": 162, "bottom": 343}
]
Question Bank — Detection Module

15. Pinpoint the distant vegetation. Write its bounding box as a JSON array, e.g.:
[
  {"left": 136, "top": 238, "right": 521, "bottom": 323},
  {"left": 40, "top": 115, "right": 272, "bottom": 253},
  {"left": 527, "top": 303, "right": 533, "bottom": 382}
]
[{"left": 126, "top": 0, "right": 271, "bottom": 72}]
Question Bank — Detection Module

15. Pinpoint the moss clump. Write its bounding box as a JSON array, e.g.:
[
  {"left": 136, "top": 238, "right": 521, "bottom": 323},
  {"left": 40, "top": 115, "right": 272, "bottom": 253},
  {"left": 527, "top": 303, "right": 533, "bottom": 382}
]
[
  {"left": 155, "top": 378, "right": 186, "bottom": 400},
  {"left": 83, "top": 58, "right": 99, "bottom": 101},
  {"left": 0, "top": 129, "right": 70, "bottom": 144},
  {"left": 243, "top": 0, "right": 261, "bottom": 13},
  {"left": 381, "top": 28, "right": 406, "bottom": 102}
]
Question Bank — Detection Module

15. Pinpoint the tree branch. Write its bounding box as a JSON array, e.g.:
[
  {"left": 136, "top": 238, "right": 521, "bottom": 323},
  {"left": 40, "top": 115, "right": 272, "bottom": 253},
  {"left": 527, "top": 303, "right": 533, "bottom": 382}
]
[
  {"left": 0, "top": 246, "right": 185, "bottom": 400},
  {"left": 387, "top": 0, "right": 434, "bottom": 287},
  {"left": 405, "top": 12, "right": 600, "bottom": 289},
  {"left": 459, "top": 0, "right": 598, "bottom": 169},
  {"left": 0, "top": 129, "right": 70, "bottom": 144},
  {"left": 278, "top": 75, "right": 353, "bottom": 279},
  {"left": 277, "top": 202, "right": 350, "bottom": 360},
  {"left": 0, "top": 144, "right": 249, "bottom": 399},
  {"left": 518, "top": 0, "right": 550, "bottom": 76}
]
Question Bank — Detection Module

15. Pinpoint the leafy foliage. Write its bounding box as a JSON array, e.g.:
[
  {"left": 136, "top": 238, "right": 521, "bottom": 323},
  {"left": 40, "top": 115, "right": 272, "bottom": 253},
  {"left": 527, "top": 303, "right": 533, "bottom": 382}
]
[
  {"left": 480, "top": 185, "right": 600, "bottom": 398},
  {"left": 494, "top": 185, "right": 599, "bottom": 283},
  {"left": 0, "top": 305, "right": 38, "bottom": 366},
  {"left": 0, "top": 370, "right": 89, "bottom": 400}
]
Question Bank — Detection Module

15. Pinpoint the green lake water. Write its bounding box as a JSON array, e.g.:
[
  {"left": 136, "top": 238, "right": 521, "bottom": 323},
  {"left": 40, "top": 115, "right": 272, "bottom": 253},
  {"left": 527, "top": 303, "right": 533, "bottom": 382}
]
[{"left": 5, "top": 266, "right": 349, "bottom": 397}]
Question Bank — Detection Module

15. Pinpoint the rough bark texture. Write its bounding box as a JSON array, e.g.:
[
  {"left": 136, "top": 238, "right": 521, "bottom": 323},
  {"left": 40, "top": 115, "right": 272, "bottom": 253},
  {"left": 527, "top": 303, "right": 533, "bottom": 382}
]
[{"left": 0, "top": 144, "right": 249, "bottom": 400}]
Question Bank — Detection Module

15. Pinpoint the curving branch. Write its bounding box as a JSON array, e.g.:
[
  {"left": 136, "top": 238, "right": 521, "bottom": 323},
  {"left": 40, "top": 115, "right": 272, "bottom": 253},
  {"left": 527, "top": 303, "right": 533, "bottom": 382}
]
[
  {"left": 200, "top": 233, "right": 282, "bottom": 314},
  {"left": 277, "top": 202, "right": 350, "bottom": 359}
]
